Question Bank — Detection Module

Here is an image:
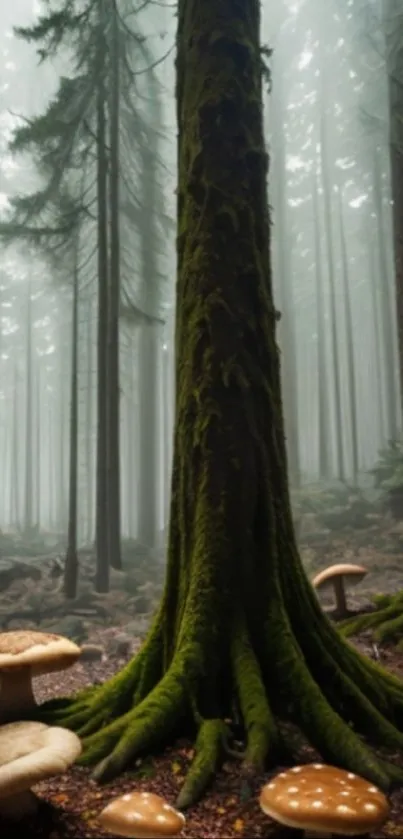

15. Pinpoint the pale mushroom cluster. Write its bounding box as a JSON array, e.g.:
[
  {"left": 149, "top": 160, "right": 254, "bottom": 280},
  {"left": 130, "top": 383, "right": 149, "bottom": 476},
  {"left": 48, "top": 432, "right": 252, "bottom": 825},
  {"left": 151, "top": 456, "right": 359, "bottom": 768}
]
[
  {"left": 259, "top": 763, "right": 390, "bottom": 837},
  {"left": 0, "top": 629, "right": 81, "bottom": 719},
  {"left": 0, "top": 629, "right": 82, "bottom": 820}
]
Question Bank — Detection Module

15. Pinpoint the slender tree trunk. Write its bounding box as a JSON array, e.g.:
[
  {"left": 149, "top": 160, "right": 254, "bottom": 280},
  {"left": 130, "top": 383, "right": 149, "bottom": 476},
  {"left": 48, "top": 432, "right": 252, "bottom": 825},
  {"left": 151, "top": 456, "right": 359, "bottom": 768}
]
[
  {"left": 107, "top": 1, "right": 122, "bottom": 570},
  {"left": 373, "top": 145, "right": 399, "bottom": 437},
  {"left": 85, "top": 297, "right": 94, "bottom": 544},
  {"left": 337, "top": 188, "right": 359, "bottom": 482},
  {"left": 11, "top": 361, "right": 20, "bottom": 529},
  {"left": 35, "top": 362, "right": 41, "bottom": 528},
  {"left": 384, "top": 0, "right": 403, "bottom": 412},
  {"left": 312, "top": 171, "right": 331, "bottom": 478},
  {"left": 137, "top": 128, "right": 162, "bottom": 547},
  {"left": 95, "top": 36, "right": 110, "bottom": 593},
  {"left": 24, "top": 275, "right": 33, "bottom": 533},
  {"left": 318, "top": 69, "right": 344, "bottom": 479},
  {"left": 367, "top": 217, "right": 386, "bottom": 440},
  {"left": 64, "top": 237, "right": 80, "bottom": 599}
]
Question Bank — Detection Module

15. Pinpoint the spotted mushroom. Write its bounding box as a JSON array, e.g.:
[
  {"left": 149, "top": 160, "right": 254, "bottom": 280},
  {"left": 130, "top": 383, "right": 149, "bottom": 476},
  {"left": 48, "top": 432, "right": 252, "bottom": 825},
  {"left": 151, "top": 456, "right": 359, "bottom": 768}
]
[
  {"left": 98, "top": 790, "right": 186, "bottom": 838},
  {"left": 259, "top": 763, "right": 390, "bottom": 837}
]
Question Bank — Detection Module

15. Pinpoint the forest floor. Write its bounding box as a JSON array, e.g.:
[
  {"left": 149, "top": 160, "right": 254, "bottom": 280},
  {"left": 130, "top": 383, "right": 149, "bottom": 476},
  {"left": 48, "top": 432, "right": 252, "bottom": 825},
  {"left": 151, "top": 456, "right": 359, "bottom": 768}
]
[{"left": 4, "top": 520, "right": 403, "bottom": 838}]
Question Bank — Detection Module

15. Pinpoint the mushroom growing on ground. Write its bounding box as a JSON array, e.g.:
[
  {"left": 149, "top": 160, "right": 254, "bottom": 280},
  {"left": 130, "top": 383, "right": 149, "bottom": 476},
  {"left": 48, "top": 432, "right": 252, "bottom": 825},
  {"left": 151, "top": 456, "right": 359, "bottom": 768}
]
[
  {"left": 311, "top": 563, "right": 367, "bottom": 618},
  {"left": 98, "top": 790, "right": 186, "bottom": 838},
  {"left": 0, "top": 720, "right": 81, "bottom": 819},
  {"left": 0, "top": 629, "right": 81, "bottom": 720},
  {"left": 259, "top": 763, "right": 390, "bottom": 837}
]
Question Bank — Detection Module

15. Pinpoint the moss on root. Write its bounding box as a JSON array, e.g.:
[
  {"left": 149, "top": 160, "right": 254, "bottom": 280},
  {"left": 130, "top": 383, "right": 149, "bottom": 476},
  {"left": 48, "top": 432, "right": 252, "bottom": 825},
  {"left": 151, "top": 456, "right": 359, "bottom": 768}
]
[
  {"left": 340, "top": 592, "right": 403, "bottom": 645},
  {"left": 33, "top": 0, "right": 403, "bottom": 812}
]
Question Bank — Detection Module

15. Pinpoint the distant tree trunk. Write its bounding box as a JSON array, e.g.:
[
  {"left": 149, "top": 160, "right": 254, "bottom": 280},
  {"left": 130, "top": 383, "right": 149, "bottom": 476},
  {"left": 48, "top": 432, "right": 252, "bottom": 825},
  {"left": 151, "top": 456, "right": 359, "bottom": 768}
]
[
  {"left": 64, "top": 238, "right": 80, "bottom": 599},
  {"left": 57, "top": 317, "right": 68, "bottom": 534},
  {"left": 126, "top": 329, "right": 137, "bottom": 538},
  {"left": 162, "top": 341, "right": 173, "bottom": 529},
  {"left": 372, "top": 145, "right": 399, "bottom": 437},
  {"left": 35, "top": 362, "right": 41, "bottom": 528},
  {"left": 11, "top": 361, "right": 20, "bottom": 528},
  {"left": 107, "top": 1, "right": 122, "bottom": 570},
  {"left": 367, "top": 215, "right": 386, "bottom": 440},
  {"left": 312, "top": 171, "right": 331, "bottom": 478},
  {"left": 384, "top": 0, "right": 403, "bottom": 412},
  {"left": 137, "top": 128, "right": 162, "bottom": 547},
  {"left": 95, "top": 39, "right": 110, "bottom": 593},
  {"left": 24, "top": 275, "right": 34, "bottom": 533},
  {"left": 337, "top": 188, "right": 359, "bottom": 482},
  {"left": 318, "top": 70, "right": 344, "bottom": 479},
  {"left": 85, "top": 297, "right": 94, "bottom": 544}
]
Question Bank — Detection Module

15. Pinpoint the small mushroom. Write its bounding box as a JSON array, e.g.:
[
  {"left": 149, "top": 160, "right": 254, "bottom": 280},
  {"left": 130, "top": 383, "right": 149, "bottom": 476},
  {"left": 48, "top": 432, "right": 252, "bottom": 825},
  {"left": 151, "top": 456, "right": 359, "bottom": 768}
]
[
  {"left": 259, "top": 763, "right": 389, "bottom": 836},
  {"left": 0, "top": 720, "right": 81, "bottom": 819},
  {"left": 0, "top": 629, "right": 81, "bottom": 720},
  {"left": 98, "top": 790, "right": 186, "bottom": 838},
  {"left": 311, "top": 563, "right": 367, "bottom": 618}
]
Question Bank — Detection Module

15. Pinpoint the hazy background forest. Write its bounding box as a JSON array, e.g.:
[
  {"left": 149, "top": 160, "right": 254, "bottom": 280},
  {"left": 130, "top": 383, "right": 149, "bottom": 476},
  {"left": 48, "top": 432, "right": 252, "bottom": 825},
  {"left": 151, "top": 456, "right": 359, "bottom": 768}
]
[{"left": 0, "top": 0, "right": 402, "bottom": 621}]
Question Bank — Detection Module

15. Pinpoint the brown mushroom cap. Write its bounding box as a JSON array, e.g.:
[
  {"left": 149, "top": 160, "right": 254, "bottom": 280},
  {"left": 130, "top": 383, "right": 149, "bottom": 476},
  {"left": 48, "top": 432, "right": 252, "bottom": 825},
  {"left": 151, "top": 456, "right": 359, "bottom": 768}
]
[
  {"left": 312, "top": 564, "right": 367, "bottom": 592},
  {"left": 259, "top": 764, "right": 389, "bottom": 835},
  {"left": 0, "top": 630, "right": 81, "bottom": 675},
  {"left": 99, "top": 791, "right": 186, "bottom": 838}
]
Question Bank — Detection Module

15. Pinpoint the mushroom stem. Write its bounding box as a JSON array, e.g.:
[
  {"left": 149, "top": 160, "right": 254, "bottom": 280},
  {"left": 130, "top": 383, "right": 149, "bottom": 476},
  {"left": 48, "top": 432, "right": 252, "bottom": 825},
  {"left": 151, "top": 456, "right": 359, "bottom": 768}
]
[
  {"left": 333, "top": 576, "right": 347, "bottom": 617},
  {"left": 0, "top": 789, "right": 39, "bottom": 818},
  {"left": 0, "top": 667, "right": 35, "bottom": 721}
]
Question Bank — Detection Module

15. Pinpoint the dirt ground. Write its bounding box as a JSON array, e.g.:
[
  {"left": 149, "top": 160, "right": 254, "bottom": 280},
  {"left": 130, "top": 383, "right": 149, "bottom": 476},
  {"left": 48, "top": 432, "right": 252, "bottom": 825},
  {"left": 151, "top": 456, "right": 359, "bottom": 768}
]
[{"left": 2, "top": 524, "right": 403, "bottom": 838}]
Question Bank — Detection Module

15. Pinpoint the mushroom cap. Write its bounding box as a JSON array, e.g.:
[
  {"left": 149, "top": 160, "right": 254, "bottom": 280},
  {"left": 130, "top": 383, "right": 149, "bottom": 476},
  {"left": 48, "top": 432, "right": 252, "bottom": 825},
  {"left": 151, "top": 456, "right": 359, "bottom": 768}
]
[
  {"left": 259, "top": 763, "right": 389, "bottom": 836},
  {"left": 312, "top": 564, "right": 367, "bottom": 591},
  {"left": 99, "top": 791, "right": 186, "bottom": 838},
  {"left": 0, "top": 720, "right": 82, "bottom": 798},
  {"left": 0, "top": 630, "right": 81, "bottom": 676}
]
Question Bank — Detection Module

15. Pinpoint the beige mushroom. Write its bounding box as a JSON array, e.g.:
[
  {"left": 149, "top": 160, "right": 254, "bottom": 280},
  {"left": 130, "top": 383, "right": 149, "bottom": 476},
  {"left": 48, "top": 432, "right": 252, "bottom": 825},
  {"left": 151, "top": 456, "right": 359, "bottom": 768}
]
[
  {"left": 259, "top": 763, "right": 389, "bottom": 837},
  {"left": 98, "top": 790, "right": 186, "bottom": 838},
  {"left": 0, "top": 630, "right": 81, "bottom": 720},
  {"left": 311, "top": 563, "right": 367, "bottom": 617},
  {"left": 0, "top": 720, "right": 81, "bottom": 819}
]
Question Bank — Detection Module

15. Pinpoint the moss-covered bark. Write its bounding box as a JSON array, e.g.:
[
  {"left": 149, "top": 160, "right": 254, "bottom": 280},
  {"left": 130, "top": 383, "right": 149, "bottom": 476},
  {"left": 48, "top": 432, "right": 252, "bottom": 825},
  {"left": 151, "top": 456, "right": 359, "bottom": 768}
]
[{"left": 35, "top": 0, "right": 403, "bottom": 808}]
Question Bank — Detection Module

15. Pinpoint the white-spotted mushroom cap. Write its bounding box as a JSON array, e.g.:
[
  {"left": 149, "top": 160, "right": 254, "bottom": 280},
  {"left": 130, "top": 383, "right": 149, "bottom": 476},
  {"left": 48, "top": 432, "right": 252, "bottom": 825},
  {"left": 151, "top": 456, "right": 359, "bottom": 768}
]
[
  {"left": 99, "top": 791, "right": 186, "bottom": 838},
  {"left": 0, "top": 720, "right": 81, "bottom": 815},
  {"left": 0, "top": 630, "right": 81, "bottom": 719},
  {"left": 259, "top": 764, "right": 390, "bottom": 836}
]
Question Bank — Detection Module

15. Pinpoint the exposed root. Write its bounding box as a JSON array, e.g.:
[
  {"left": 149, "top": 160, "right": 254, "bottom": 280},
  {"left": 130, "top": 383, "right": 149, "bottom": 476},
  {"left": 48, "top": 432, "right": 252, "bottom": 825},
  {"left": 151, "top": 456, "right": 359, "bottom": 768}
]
[
  {"left": 86, "top": 660, "right": 189, "bottom": 783},
  {"left": 231, "top": 609, "right": 280, "bottom": 769},
  {"left": 176, "top": 719, "right": 227, "bottom": 810},
  {"left": 38, "top": 616, "right": 164, "bottom": 736},
  {"left": 340, "top": 593, "right": 403, "bottom": 645},
  {"left": 267, "top": 589, "right": 397, "bottom": 790}
]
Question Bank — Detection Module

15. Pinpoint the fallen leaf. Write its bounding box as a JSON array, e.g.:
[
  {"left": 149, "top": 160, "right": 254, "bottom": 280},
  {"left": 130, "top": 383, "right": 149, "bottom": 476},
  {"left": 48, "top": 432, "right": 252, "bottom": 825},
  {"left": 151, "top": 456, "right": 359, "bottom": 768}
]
[
  {"left": 233, "top": 817, "right": 244, "bottom": 832},
  {"left": 171, "top": 761, "right": 182, "bottom": 774}
]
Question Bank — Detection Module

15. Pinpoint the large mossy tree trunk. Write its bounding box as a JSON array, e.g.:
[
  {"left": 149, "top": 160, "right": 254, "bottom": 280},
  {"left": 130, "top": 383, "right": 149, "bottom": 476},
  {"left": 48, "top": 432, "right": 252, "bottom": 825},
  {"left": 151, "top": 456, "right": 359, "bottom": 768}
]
[{"left": 39, "top": 0, "right": 403, "bottom": 808}]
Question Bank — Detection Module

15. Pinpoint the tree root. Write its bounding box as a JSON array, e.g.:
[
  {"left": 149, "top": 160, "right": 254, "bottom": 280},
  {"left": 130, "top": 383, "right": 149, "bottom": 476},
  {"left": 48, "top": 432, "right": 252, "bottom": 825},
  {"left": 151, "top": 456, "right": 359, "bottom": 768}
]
[
  {"left": 231, "top": 609, "right": 282, "bottom": 768},
  {"left": 339, "top": 593, "right": 403, "bottom": 645},
  {"left": 82, "top": 659, "right": 189, "bottom": 782},
  {"left": 176, "top": 719, "right": 227, "bottom": 809},
  {"left": 33, "top": 585, "right": 403, "bottom": 809}
]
